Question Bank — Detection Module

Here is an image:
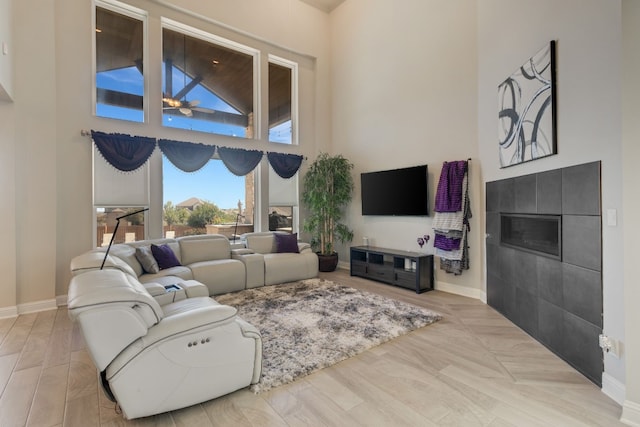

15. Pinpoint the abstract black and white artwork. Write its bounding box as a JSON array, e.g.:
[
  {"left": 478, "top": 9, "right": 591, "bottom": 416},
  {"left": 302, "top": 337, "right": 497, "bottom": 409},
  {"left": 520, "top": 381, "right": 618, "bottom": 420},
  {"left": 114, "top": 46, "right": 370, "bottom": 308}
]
[{"left": 498, "top": 41, "right": 556, "bottom": 168}]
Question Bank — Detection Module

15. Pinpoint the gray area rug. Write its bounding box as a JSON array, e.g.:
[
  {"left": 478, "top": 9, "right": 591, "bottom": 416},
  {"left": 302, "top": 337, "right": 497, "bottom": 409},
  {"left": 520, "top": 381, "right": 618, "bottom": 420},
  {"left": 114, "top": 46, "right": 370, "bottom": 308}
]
[{"left": 215, "top": 278, "right": 442, "bottom": 393}]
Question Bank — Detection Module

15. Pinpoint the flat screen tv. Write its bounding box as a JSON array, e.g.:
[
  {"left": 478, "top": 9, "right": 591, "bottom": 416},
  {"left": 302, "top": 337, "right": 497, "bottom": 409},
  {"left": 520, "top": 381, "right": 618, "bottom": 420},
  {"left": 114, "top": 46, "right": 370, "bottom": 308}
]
[{"left": 361, "top": 165, "right": 429, "bottom": 216}]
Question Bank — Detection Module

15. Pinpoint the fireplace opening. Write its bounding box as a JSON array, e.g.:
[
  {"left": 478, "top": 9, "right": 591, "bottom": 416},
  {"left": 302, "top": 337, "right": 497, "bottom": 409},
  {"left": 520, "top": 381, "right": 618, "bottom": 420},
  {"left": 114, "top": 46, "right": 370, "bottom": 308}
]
[{"left": 500, "top": 213, "right": 562, "bottom": 260}]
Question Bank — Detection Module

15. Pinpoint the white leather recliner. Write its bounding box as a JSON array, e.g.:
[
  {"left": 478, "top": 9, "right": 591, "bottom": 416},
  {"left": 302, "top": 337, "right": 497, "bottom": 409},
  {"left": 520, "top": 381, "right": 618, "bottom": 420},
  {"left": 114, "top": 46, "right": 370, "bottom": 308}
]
[{"left": 67, "top": 268, "right": 262, "bottom": 420}]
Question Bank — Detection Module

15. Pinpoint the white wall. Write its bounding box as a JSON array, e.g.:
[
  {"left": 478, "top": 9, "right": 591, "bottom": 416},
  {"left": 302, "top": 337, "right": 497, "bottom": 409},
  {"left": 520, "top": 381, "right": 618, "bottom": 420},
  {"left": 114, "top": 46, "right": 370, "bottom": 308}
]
[
  {"left": 12, "top": 0, "right": 58, "bottom": 310},
  {"left": 621, "top": 0, "right": 640, "bottom": 423},
  {"left": 330, "top": 0, "right": 482, "bottom": 298},
  {"left": 477, "top": 0, "right": 626, "bottom": 403},
  {"left": 0, "top": 100, "right": 16, "bottom": 316},
  {"left": 0, "top": 0, "right": 12, "bottom": 100}
]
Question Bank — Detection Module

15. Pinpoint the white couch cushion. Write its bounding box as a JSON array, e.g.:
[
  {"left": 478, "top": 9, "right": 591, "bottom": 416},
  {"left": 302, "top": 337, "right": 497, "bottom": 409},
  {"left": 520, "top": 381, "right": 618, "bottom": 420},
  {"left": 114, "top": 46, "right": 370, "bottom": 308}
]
[
  {"left": 178, "top": 234, "right": 232, "bottom": 265},
  {"left": 242, "top": 232, "right": 279, "bottom": 254},
  {"left": 189, "top": 259, "right": 246, "bottom": 295},
  {"left": 263, "top": 252, "right": 319, "bottom": 286}
]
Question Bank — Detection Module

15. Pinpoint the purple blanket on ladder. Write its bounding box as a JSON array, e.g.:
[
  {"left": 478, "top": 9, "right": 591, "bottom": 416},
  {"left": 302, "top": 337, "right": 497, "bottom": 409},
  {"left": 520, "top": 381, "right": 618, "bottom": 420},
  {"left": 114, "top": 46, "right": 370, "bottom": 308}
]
[{"left": 434, "top": 160, "right": 467, "bottom": 213}]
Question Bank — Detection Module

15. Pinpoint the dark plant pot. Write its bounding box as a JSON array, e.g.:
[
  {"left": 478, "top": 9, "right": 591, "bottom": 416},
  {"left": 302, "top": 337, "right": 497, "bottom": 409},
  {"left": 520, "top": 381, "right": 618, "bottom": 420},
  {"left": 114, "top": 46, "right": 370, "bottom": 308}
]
[{"left": 317, "top": 252, "right": 339, "bottom": 272}]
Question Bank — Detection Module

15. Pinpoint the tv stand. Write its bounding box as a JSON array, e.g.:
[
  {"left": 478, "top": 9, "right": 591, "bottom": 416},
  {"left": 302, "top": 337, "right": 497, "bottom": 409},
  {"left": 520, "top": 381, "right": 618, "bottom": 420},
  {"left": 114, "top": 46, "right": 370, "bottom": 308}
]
[{"left": 350, "top": 246, "right": 434, "bottom": 294}]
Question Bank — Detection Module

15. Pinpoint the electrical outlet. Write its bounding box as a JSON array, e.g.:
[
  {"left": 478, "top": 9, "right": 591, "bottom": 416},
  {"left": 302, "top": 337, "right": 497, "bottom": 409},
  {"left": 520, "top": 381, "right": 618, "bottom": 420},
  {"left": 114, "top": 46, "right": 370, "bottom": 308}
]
[
  {"left": 599, "top": 334, "right": 611, "bottom": 351},
  {"left": 599, "top": 334, "right": 621, "bottom": 358}
]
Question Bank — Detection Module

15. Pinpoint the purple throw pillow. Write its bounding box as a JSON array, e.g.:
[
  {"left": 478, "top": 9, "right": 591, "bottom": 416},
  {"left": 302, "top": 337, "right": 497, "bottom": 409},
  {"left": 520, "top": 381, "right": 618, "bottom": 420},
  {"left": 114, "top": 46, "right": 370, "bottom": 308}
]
[
  {"left": 151, "top": 244, "right": 181, "bottom": 270},
  {"left": 275, "top": 233, "right": 299, "bottom": 254}
]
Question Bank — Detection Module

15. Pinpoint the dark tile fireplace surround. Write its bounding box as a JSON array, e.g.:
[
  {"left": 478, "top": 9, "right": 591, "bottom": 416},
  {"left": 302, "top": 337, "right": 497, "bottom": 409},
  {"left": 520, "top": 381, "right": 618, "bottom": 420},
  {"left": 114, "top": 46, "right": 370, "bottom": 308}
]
[{"left": 486, "top": 161, "right": 602, "bottom": 385}]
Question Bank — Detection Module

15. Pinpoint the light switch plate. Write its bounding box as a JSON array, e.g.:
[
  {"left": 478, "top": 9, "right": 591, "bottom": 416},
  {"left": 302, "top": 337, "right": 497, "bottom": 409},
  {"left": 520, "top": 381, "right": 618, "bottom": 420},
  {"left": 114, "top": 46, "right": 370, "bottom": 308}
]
[{"left": 607, "top": 209, "right": 617, "bottom": 227}]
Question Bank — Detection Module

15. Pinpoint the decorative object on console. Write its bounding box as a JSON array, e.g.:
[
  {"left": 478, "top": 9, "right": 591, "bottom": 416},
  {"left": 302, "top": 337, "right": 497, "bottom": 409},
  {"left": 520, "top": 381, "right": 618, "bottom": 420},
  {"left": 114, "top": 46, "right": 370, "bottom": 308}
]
[
  {"left": 417, "top": 234, "right": 430, "bottom": 249},
  {"left": 498, "top": 40, "right": 557, "bottom": 167},
  {"left": 216, "top": 278, "right": 441, "bottom": 393},
  {"left": 432, "top": 160, "right": 471, "bottom": 275},
  {"left": 302, "top": 152, "right": 354, "bottom": 272}
]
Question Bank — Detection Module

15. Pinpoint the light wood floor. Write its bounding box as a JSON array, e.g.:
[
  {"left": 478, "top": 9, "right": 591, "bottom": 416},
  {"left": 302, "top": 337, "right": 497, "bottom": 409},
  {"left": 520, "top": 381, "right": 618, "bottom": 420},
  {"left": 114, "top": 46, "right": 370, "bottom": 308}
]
[{"left": 0, "top": 270, "right": 625, "bottom": 426}]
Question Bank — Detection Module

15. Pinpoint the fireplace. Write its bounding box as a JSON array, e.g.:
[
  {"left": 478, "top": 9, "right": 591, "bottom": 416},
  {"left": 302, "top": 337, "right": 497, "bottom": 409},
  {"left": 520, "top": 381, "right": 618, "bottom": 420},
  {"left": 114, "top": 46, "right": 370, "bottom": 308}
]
[
  {"left": 486, "top": 161, "right": 602, "bottom": 386},
  {"left": 500, "top": 213, "right": 561, "bottom": 260}
]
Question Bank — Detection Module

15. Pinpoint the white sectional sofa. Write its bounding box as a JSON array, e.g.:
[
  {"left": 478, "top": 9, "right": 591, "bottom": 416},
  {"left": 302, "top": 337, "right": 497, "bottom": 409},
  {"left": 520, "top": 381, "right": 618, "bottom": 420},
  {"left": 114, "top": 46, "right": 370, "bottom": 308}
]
[
  {"left": 66, "top": 232, "right": 318, "bottom": 419},
  {"left": 70, "top": 232, "right": 319, "bottom": 296},
  {"left": 67, "top": 267, "right": 262, "bottom": 419}
]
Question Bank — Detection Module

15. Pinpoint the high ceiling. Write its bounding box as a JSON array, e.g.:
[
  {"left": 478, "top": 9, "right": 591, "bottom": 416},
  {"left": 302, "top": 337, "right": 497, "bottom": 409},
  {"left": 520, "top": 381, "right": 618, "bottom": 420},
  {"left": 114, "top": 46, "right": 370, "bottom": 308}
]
[
  {"left": 95, "top": 0, "right": 344, "bottom": 127},
  {"left": 300, "top": 0, "right": 345, "bottom": 13},
  {"left": 95, "top": 7, "right": 293, "bottom": 127}
]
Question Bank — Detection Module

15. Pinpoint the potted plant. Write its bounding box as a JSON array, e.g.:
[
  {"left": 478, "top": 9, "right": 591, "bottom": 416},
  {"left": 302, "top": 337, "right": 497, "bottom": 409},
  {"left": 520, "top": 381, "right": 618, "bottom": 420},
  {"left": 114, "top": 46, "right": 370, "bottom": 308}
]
[{"left": 302, "top": 152, "right": 354, "bottom": 272}]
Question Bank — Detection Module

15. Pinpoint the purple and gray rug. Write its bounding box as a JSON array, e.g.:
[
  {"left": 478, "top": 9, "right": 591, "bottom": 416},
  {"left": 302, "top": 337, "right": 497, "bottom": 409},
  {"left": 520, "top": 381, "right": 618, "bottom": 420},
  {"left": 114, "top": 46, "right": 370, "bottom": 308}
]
[{"left": 216, "top": 278, "right": 442, "bottom": 393}]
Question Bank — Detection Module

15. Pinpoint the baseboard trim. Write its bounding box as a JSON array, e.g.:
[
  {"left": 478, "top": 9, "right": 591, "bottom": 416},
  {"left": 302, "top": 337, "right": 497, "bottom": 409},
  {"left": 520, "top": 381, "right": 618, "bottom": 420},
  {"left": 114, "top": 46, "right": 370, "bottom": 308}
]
[
  {"left": 435, "top": 280, "right": 485, "bottom": 301},
  {"left": 602, "top": 372, "right": 626, "bottom": 406},
  {"left": 56, "top": 295, "right": 68, "bottom": 307},
  {"left": 622, "top": 399, "right": 640, "bottom": 426},
  {"left": 17, "top": 299, "right": 58, "bottom": 315},
  {"left": 0, "top": 305, "right": 18, "bottom": 319},
  {"left": 337, "top": 261, "right": 350, "bottom": 271}
]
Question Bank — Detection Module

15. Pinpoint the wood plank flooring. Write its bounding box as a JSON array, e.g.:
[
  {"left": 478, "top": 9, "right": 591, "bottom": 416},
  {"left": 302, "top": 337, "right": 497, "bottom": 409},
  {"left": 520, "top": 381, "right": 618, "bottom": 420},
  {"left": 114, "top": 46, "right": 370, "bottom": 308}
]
[{"left": 0, "top": 270, "right": 625, "bottom": 426}]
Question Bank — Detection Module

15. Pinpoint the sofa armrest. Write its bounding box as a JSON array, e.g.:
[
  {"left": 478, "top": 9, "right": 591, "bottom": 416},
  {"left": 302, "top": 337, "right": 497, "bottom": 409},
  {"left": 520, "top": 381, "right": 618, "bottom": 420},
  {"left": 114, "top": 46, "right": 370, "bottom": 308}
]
[
  {"left": 181, "top": 280, "right": 209, "bottom": 298},
  {"left": 232, "top": 248, "right": 255, "bottom": 256},
  {"left": 140, "top": 302, "right": 238, "bottom": 348},
  {"left": 143, "top": 282, "right": 167, "bottom": 297},
  {"left": 232, "top": 252, "right": 265, "bottom": 289},
  {"left": 235, "top": 317, "right": 262, "bottom": 384},
  {"left": 298, "top": 243, "right": 313, "bottom": 253}
]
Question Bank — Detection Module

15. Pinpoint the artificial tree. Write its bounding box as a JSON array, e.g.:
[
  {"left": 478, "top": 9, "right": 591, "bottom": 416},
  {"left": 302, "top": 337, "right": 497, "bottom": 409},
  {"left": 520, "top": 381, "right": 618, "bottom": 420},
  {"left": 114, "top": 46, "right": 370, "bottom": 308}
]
[{"left": 301, "top": 152, "right": 354, "bottom": 271}]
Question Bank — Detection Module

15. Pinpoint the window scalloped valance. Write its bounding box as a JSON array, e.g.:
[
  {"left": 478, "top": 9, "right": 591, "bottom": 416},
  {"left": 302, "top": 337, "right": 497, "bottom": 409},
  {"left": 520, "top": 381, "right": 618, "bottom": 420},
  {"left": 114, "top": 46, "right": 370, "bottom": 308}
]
[
  {"left": 89, "top": 130, "right": 304, "bottom": 177},
  {"left": 91, "top": 130, "right": 156, "bottom": 172},
  {"left": 217, "top": 146, "right": 263, "bottom": 176},
  {"left": 267, "top": 152, "right": 303, "bottom": 179},
  {"left": 158, "top": 139, "right": 216, "bottom": 173}
]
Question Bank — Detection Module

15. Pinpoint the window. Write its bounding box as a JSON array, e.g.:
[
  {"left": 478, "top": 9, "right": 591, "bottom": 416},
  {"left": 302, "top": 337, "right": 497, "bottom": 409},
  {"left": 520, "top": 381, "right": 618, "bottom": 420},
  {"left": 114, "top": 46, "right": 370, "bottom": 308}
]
[
  {"left": 162, "top": 21, "right": 258, "bottom": 138},
  {"left": 268, "top": 166, "right": 298, "bottom": 233},
  {"left": 94, "top": 2, "right": 146, "bottom": 122},
  {"left": 92, "top": 2, "right": 307, "bottom": 240},
  {"left": 268, "top": 206, "right": 293, "bottom": 233},
  {"left": 96, "top": 207, "right": 146, "bottom": 247},
  {"left": 162, "top": 157, "right": 255, "bottom": 239},
  {"left": 268, "top": 56, "right": 297, "bottom": 144}
]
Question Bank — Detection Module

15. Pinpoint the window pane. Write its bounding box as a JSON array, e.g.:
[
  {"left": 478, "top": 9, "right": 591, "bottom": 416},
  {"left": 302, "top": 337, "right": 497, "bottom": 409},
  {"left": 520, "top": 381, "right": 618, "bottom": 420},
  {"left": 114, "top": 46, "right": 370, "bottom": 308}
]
[
  {"left": 268, "top": 206, "right": 293, "bottom": 233},
  {"left": 162, "top": 28, "right": 254, "bottom": 138},
  {"left": 96, "top": 207, "right": 146, "bottom": 248},
  {"left": 162, "top": 157, "right": 255, "bottom": 239},
  {"left": 269, "top": 61, "right": 293, "bottom": 144},
  {"left": 95, "top": 6, "right": 144, "bottom": 122}
]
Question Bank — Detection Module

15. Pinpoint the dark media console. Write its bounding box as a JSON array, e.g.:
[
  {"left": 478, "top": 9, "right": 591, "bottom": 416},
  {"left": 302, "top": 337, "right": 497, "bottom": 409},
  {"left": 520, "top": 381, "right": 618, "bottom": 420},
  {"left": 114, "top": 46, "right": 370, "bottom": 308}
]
[{"left": 350, "top": 246, "right": 434, "bottom": 294}]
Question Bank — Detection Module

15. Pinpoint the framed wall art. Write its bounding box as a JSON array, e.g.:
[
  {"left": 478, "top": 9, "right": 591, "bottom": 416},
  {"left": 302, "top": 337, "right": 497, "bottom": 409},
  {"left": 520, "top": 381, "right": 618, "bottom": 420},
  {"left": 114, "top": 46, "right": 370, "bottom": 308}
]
[{"left": 498, "top": 40, "right": 557, "bottom": 168}]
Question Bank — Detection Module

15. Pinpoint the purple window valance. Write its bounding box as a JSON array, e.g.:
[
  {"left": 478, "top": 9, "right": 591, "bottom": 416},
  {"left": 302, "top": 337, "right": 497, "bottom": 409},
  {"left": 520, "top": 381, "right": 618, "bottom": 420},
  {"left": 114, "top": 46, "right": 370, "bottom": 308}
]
[
  {"left": 91, "top": 130, "right": 156, "bottom": 172},
  {"left": 217, "top": 146, "right": 263, "bottom": 176},
  {"left": 158, "top": 139, "right": 216, "bottom": 172},
  {"left": 267, "top": 152, "right": 303, "bottom": 179}
]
